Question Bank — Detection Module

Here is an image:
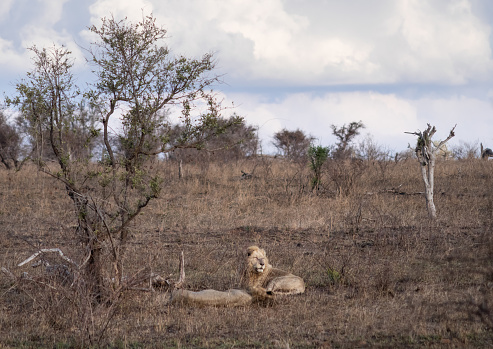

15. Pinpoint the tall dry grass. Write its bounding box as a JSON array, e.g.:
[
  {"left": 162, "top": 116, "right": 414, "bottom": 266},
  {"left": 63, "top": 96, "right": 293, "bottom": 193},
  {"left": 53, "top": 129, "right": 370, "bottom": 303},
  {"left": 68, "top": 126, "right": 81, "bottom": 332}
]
[{"left": 0, "top": 157, "right": 492, "bottom": 347}]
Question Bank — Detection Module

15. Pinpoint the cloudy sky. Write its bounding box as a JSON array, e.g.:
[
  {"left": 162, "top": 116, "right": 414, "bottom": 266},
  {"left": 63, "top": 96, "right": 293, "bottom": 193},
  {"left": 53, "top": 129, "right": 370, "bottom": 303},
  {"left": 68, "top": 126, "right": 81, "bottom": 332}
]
[{"left": 1, "top": 0, "right": 493, "bottom": 154}]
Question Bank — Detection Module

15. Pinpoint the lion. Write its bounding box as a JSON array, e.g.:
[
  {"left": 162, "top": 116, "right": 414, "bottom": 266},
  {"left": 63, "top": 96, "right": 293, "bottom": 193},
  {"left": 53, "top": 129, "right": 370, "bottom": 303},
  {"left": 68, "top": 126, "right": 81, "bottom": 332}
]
[
  {"left": 169, "top": 251, "right": 252, "bottom": 307},
  {"left": 170, "top": 288, "right": 252, "bottom": 307},
  {"left": 169, "top": 246, "right": 304, "bottom": 306},
  {"left": 242, "top": 245, "right": 305, "bottom": 301}
]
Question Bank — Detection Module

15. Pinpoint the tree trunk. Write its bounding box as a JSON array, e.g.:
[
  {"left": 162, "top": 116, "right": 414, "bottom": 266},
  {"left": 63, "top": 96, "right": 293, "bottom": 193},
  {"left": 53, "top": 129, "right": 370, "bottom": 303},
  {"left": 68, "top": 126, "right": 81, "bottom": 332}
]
[
  {"left": 420, "top": 153, "right": 437, "bottom": 219},
  {"left": 85, "top": 244, "right": 105, "bottom": 302},
  {"left": 71, "top": 194, "right": 107, "bottom": 302},
  {"left": 424, "top": 185, "right": 437, "bottom": 219}
]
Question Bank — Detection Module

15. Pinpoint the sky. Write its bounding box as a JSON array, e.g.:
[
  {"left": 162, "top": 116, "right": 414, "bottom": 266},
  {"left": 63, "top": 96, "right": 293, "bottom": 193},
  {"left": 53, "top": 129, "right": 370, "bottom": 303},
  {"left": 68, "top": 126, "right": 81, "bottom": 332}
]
[{"left": 1, "top": 0, "right": 493, "bottom": 154}]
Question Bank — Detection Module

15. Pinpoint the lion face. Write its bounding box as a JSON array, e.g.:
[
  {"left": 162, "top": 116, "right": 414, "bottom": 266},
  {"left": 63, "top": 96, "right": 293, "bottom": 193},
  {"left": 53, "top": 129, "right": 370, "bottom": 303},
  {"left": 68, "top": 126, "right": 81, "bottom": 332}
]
[{"left": 247, "top": 246, "right": 268, "bottom": 273}]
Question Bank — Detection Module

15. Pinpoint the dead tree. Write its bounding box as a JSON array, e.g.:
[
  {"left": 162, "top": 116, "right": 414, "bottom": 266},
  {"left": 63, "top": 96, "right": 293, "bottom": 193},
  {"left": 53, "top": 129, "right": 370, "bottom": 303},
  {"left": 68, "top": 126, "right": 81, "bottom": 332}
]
[{"left": 405, "top": 124, "right": 456, "bottom": 219}]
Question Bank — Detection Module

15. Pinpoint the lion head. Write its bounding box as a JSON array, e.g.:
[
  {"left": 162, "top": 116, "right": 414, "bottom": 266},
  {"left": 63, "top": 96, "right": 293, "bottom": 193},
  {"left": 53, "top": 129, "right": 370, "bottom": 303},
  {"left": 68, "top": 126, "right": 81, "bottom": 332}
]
[
  {"left": 246, "top": 246, "right": 269, "bottom": 274},
  {"left": 243, "top": 245, "right": 272, "bottom": 294}
]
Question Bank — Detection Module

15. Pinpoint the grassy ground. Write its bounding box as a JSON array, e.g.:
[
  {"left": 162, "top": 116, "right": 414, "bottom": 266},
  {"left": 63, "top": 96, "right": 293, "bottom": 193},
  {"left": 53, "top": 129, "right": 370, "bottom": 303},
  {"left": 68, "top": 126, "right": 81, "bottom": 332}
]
[{"left": 0, "top": 158, "right": 492, "bottom": 348}]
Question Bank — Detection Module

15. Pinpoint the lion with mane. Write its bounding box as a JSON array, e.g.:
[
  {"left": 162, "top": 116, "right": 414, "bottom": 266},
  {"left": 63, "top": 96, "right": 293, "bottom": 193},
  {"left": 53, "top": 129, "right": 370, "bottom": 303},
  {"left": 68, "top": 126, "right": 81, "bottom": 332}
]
[
  {"left": 170, "top": 245, "right": 304, "bottom": 306},
  {"left": 242, "top": 245, "right": 305, "bottom": 301}
]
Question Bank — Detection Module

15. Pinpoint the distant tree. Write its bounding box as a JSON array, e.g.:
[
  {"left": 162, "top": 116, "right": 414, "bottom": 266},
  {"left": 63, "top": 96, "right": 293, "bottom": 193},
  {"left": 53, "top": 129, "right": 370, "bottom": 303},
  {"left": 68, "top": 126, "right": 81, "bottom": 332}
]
[
  {"left": 169, "top": 114, "right": 258, "bottom": 163},
  {"left": 356, "top": 135, "right": 391, "bottom": 162},
  {"left": 357, "top": 135, "right": 394, "bottom": 180},
  {"left": 480, "top": 143, "right": 493, "bottom": 160},
  {"left": 331, "top": 121, "right": 365, "bottom": 159},
  {"left": 273, "top": 128, "right": 313, "bottom": 161},
  {"left": 406, "top": 124, "right": 456, "bottom": 219},
  {"left": 0, "top": 110, "right": 24, "bottom": 170},
  {"left": 210, "top": 115, "right": 258, "bottom": 159},
  {"left": 454, "top": 141, "right": 479, "bottom": 159}
]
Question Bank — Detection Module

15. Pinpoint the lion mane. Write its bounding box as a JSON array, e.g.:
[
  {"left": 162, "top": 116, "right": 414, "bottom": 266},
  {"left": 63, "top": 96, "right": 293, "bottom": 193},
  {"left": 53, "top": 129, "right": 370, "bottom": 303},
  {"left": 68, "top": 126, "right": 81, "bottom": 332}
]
[{"left": 170, "top": 245, "right": 304, "bottom": 306}]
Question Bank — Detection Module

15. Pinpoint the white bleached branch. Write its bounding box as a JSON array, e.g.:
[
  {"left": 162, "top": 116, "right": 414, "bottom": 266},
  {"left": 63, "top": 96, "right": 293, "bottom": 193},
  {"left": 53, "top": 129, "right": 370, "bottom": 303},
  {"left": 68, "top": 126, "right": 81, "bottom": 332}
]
[{"left": 18, "top": 248, "right": 78, "bottom": 268}]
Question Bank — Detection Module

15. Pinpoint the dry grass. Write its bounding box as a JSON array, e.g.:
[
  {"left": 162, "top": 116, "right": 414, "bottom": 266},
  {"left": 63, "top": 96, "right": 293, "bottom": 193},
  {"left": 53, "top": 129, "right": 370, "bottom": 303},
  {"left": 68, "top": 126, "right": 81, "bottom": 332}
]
[{"left": 0, "top": 158, "right": 492, "bottom": 348}]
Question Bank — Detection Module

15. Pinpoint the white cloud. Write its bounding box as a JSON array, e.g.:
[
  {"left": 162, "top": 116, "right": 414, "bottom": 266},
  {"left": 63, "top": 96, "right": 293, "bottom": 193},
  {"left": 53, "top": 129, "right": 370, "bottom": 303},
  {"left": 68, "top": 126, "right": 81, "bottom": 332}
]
[
  {"left": 378, "top": 0, "right": 493, "bottom": 84},
  {"left": 33, "top": 0, "right": 69, "bottom": 26},
  {"left": 0, "top": 37, "right": 30, "bottom": 72},
  {"left": 0, "top": 0, "right": 86, "bottom": 77},
  {"left": 20, "top": 25, "right": 81, "bottom": 55},
  {"left": 84, "top": 0, "right": 493, "bottom": 86},
  {"left": 414, "top": 95, "right": 493, "bottom": 143},
  {"left": 0, "top": 0, "right": 14, "bottom": 20},
  {"left": 2, "top": 0, "right": 492, "bottom": 87},
  {"left": 17, "top": 0, "right": 71, "bottom": 45},
  {"left": 216, "top": 1, "right": 308, "bottom": 67},
  {"left": 226, "top": 90, "right": 493, "bottom": 153},
  {"left": 88, "top": 0, "right": 154, "bottom": 23},
  {"left": 149, "top": 0, "right": 378, "bottom": 83},
  {"left": 227, "top": 91, "right": 418, "bottom": 152}
]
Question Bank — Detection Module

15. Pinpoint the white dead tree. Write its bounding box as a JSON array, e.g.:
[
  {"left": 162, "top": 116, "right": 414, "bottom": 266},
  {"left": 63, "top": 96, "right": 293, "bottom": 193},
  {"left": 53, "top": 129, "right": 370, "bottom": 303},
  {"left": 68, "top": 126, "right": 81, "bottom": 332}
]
[{"left": 405, "top": 124, "right": 456, "bottom": 219}]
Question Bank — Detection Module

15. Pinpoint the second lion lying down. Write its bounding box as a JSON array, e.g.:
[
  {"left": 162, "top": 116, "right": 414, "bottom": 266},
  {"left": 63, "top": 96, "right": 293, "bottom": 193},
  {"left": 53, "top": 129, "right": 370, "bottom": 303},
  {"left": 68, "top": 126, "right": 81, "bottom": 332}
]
[{"left": 170, "top": 245, "right": 305, "bottom": 306}]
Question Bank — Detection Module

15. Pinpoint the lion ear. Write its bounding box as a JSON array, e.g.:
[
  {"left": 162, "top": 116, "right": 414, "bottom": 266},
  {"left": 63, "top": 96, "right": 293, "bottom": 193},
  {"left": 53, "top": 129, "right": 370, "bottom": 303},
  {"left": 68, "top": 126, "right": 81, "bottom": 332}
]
[{"left": 247, "top": 246, "right": 259, "bottom": 256}]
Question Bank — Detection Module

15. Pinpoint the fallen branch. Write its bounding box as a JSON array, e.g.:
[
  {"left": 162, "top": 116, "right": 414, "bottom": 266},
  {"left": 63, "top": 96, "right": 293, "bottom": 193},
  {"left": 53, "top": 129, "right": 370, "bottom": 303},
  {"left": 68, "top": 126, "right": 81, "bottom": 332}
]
[
  {"left": 18, "top": 248, "right": 78, "bottom": 268},
  {"left": 366, "top": 184, "right": 424, "bottom": 196},
  {"left": 1, "top": 267, "right": 16, "bottom": 279}
]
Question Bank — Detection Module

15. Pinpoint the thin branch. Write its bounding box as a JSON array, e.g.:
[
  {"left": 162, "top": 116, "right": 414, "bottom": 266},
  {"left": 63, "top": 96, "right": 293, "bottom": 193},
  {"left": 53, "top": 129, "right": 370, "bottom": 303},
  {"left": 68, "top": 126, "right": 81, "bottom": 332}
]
[
  {"left": 1, "top": 267, "right": 16, "bottom": 279},
  {"left": 174, "top": 251, "right": 185, "bottom": 289},
  {"left": 435, "top": 124, "right": 457, "bottom": 149}
]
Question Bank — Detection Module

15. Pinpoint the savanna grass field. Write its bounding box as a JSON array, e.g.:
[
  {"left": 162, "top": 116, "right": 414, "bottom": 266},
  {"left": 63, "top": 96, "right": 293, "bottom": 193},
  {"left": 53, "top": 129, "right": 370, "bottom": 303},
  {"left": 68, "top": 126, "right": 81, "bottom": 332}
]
[{"left": 1, "top": 157, "right": 492, "bottom": 348}]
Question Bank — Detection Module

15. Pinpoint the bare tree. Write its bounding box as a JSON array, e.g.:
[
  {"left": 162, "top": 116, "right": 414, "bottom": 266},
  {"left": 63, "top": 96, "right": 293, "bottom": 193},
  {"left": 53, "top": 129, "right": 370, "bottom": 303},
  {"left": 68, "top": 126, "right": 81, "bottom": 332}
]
[
  {"left": 406, "top": 124, "right": 456, "bottom": 219},
  {"left": 331, "top": 121, "right": 365, "bottom": 159},
  {"left": 450, "top": 141, "right": 478, "bottom": 160}
]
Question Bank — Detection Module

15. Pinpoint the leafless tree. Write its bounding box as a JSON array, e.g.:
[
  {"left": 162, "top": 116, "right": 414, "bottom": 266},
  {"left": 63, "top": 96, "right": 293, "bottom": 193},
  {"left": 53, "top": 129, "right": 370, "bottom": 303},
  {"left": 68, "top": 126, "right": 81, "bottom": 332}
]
[
  {"left": 450, "top": 141, "right": 478, "bottom": 160},
  {"left": 406, "top": 124, "right": 456, "bottom": 219},
  {"left": 331, "top": 121, "right": 365, "bottom": 159}
]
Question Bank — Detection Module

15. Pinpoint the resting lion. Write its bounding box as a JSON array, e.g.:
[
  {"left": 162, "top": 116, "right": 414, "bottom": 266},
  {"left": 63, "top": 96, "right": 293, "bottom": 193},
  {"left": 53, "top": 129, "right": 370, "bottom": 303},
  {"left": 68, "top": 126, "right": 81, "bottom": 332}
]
[
  {"left": 242, "top": 245, "right": 305, "bottom": 301},
  {"left": 170, "top": 288, "right": 252, "bottom": 307},
  {"left": 170, "top": 246, "right": 304, "bottom": 306}
]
